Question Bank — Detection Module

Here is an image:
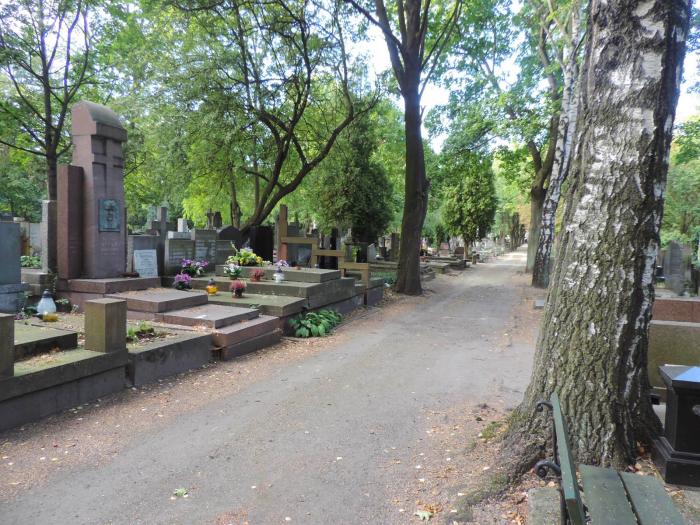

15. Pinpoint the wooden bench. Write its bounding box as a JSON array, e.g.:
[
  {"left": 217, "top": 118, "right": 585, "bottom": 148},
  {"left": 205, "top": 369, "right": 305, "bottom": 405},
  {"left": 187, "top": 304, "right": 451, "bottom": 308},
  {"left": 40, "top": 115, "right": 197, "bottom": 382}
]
[{"left": 535, "top": 393, "right": 686, "bottom": 525}]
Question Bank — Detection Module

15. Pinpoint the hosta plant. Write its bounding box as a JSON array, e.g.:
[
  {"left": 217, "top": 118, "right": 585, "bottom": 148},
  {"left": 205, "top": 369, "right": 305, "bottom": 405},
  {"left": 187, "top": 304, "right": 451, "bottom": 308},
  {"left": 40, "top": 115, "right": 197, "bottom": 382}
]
[{"left": 289, "top": 310, "right": 342, "bottom": 338}]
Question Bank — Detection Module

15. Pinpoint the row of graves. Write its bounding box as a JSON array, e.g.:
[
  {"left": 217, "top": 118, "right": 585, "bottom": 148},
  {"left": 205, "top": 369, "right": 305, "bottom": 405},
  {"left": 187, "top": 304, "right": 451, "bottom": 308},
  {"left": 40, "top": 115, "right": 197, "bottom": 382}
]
[{"left": 0, "top": 101, "right": 405, "bottom": 432}]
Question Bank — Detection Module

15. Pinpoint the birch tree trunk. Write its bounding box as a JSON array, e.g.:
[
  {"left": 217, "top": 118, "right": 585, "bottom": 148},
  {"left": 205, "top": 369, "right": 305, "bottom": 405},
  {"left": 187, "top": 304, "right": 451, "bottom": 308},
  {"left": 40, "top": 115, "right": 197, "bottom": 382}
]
[
  {"left": 508, "top": 0, "right": 691, "bottom": 470},
  {"left": 532, "top": 7, "right": 583, "bottom": 288}
]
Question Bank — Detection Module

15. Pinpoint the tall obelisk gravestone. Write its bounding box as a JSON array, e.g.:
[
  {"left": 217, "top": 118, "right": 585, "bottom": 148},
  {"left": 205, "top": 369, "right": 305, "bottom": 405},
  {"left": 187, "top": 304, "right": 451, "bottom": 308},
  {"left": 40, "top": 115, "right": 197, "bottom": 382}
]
[{"left": 70, "top": 102, "right": 127, "bottom": 278}]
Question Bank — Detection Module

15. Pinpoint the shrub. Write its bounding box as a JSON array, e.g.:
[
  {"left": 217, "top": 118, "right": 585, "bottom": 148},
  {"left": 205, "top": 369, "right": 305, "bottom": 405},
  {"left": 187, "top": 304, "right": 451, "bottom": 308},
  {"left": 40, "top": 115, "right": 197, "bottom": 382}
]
[{"left": 289, "top": 309, "right": 342, "bottom": 338}]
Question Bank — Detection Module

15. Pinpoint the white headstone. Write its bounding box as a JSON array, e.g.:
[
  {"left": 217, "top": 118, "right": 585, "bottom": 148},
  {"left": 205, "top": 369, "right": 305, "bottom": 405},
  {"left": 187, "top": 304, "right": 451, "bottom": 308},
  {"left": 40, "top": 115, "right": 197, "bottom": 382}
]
[
  {"left": 133, "top": 249, "right": 159, "bottom": 278},
  {"left": 177, "top": 218, "right": 189, "bottom": 232}
]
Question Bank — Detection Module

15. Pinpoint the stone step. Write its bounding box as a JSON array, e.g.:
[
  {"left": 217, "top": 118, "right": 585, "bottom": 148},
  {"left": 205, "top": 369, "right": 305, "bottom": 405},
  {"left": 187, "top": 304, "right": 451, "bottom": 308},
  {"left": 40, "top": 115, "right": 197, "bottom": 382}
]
[
  {"left": 62, "top": 277, "right": 161, "bottom": 294},
  {"left": 208, "top": 293, "right": 306, "bottom": 318},
  {"left": 14, "top": 323, "right": 79, "bottom": 360},
  {"left": 218, "top": 330, "right": 282, "bottom": 361},
  {"left": 214, "top": 265, "right": 341, "bottom": 283},
  {"left": 211, "top": 315, "right": 280, "bottom": 348},
  {"left": 107, "top": 288, "right": 208, "bottom": 313},
  {"left": 157, "top": 304, "right": 259, "bottom": 329}
]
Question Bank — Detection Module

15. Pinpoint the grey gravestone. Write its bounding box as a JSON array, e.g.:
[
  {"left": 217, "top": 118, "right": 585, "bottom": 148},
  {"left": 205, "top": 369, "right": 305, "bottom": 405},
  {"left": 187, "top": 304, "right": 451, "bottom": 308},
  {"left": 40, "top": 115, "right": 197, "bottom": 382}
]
[
  {"left": 177, "top": 218, "right": 189, "bottom": 232},
  {"left": 665, "top": 241, "right": 685, "bottom": 295},
  {"left": 133, "top": 249, "right": 159, "bottom": 277},
  {"left": 0, "top": 222, "right": 29, "bottom": 313},
  {"left": 191, "top": 230, "right": 217, "bottom": 263},
  {"left": 167, "top": 231, "right": 191, "bottom": 239},
  {"left": 164, "top": 238, "right": 195, "bottom": 275},
  {"left": 367, "top": 243, "right": 377, "bottom": 261},
  {"left": 126, "top": 235, "right": 158, "bottom": 273},
  {"left": 215, "top": 240, "right": 235, "bottom": 265}
]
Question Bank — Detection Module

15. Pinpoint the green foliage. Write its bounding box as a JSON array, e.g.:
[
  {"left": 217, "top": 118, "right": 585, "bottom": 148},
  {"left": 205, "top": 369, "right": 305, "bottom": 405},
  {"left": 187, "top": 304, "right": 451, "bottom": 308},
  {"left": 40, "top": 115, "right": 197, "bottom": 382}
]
[
  {"left": 20, "top": 255, "right": 41, "bottom": 268},
  {"left": 313, "top": 111, "right": 396, "bottom": 241},
  {"left": 441, "top": 154, "right": 497, "bottom": 246},
  {"left": 126, "top": 321, "right": 157, "bottom": 343},
  {"left": 288, "top": 310, "right": 342, "bottom": 338},
  {"left": 663, "top": 123, "right": 700, "bottom": 246}
]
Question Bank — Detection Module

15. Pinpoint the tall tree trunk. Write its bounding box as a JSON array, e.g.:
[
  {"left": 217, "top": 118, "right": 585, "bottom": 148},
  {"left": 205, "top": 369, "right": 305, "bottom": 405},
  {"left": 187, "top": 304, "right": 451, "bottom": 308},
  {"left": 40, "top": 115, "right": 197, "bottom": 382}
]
[
  {"left": 526, "top": 188, "right": 544, "bottom": 272},
  {"left": 507, "top": 0, "right": 691, "bottom": 471},
  {"left": 395, "top": 81, "right": 428, "bottom": 295},
  {"left": 532, "top": 28, "right": 582, "bottom": 288}
]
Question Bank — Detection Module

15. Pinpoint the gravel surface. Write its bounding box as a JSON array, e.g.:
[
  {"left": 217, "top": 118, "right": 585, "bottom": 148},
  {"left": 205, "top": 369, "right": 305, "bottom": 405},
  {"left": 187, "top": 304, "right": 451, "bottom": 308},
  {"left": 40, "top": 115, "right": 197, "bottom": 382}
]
[{"left": 1, "top": 248, "right": 539, "bottom": 524}]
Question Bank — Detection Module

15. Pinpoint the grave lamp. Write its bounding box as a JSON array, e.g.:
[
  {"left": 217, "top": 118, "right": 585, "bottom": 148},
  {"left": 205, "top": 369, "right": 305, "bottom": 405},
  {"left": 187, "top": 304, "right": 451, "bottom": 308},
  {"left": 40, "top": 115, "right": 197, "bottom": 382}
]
[
  {"left": 206, "top": 278, "right": 218, "bottom": 296},
  {"left": 37, "top": 289, "right": 57, "bottom": 320}
]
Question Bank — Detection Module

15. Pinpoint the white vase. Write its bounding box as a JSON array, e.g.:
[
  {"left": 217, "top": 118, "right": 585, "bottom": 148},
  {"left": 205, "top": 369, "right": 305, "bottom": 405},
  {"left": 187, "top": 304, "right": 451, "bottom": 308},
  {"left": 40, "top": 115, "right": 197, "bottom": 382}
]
[{"left": 273, "top": 272, "right": 285, "bottom": 283}]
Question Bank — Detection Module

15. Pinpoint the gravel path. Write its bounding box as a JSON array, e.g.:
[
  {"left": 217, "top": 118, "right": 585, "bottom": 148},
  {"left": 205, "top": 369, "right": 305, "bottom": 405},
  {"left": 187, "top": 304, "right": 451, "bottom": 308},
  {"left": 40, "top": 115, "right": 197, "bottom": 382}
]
[{"left": 0, "top": 248, "right": 538, "bottom": 525}]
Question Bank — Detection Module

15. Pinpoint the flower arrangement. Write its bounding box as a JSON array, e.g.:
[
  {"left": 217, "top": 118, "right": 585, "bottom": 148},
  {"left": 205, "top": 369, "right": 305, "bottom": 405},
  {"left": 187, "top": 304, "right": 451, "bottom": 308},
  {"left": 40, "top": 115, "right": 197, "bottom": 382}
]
[
  {"left": 275, "top": 260, "right": 289, "bottom": 273},
  {"left": 251, "top": 269, "right": 266, "bottom": 282},
  {"left": 223, "top": 263, "right": 242, "bottom": 279},
  {"left": 181, "top": 258, "right": 209, "bottom": 277},
  {"left": 173, "top": 273, "right": 192, "bottom": 290},
  {"left": 227, "top": 245, "right": 264, "bottom": 267},
  {"left": 230, "top": 279, "right": 246, "bottom": 298}
]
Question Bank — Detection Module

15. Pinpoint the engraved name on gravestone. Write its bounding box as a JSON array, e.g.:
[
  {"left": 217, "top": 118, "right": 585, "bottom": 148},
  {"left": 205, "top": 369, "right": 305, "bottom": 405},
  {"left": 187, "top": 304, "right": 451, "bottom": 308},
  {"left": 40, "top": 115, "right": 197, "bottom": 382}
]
[{"left": 133, "top": 249, "right": 159, "bottom": 278}]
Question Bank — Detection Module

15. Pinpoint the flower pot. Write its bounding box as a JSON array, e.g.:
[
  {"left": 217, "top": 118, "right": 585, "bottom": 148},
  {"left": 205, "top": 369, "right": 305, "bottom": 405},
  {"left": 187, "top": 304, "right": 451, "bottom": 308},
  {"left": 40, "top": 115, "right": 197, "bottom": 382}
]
[
  {"left": 234, "top": 289, "right": 244, "bottom": 298},
  {"left": 273, "top": 272, "right": 285, "bottom": 283}
]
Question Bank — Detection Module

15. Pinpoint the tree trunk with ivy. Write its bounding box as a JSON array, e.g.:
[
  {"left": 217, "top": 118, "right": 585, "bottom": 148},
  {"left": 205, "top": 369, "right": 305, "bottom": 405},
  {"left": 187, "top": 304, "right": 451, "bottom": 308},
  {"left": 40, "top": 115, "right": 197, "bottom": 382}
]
[{"left": 506, "top": 0, "right": 691, "bottom": 472}]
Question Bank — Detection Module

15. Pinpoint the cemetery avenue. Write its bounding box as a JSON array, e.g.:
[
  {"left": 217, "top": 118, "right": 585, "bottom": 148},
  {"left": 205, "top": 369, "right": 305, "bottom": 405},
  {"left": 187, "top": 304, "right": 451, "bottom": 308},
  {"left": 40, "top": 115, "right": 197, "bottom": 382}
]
[{"left": 0, "top": 251, "right": 537, "bottom": 524}]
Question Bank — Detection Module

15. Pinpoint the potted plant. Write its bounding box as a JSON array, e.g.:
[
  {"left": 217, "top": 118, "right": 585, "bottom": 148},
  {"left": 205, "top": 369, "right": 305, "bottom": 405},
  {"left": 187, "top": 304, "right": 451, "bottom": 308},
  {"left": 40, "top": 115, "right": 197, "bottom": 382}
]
[
  {"left": 181, "top": 258, "right": 209, "bottom": 277},
  {"left": 227, "top": 245, "right": 264, "bottom": 267},
  {"left": 274, "top": 260, "right": 289, "bottom": 283},
  {"left": 230, "top": 279, "right": 246, "bottom": 298},
  {"left": 55, "top": 298, "right": 72, "bottom": 313},
  {"left": 251, "top": 269, "right": 265, "bottom": 282},
  {"left": 223, "top": 263, "right": 242, "bottom": 280},
  {"left": 173, "top": 273, "right": 192, "bottom": 290}
]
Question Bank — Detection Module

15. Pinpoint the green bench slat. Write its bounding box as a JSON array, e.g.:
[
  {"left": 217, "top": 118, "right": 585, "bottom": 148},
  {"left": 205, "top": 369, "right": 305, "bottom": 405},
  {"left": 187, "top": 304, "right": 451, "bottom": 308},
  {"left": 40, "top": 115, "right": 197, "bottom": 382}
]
[
  {"left": 620, "top": 472, "right": 687, "bottom": 525},
  {"left": 580, "top": 465, "right": 637, "bottom": 525},
  {"left": 551, "top": 393, "right": 586, "bottom": 525}
]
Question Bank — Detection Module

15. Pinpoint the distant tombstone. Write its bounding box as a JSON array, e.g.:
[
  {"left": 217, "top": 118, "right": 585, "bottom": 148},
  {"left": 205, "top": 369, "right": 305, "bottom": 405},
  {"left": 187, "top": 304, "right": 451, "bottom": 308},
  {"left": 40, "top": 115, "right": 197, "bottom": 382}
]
[
  {"left": 213, "top": 212, "right": 223, "bottom": 229},
  {"left": 439, "top": 242, "right": 451, "bottom": 257},
  {"left": 167, "top": 231, "right": 191, "bottom": 239},
  {"left": 177, "top": 218, "right": 189, "bottom": 232},
  {"left": 127, "top": 235, "right": 159, "bottom": 273},
  {"left": 665, "top": 241, "right": 685, "bottom": 295},
  {"left": 164, "top": 238, "right": 195, "bottom": 275},
  {"left": 0, "top": 212, "right": 12, "bottom": 221},
  {"left": 368, "top": 243, "right": 378, "bottom": 261},
  {"left": 133, "top": 249, "right": 158, "bottom": 278},
  {"left": 205, "top": 210, "right": 215, "bottom": 230},
  {"left": 0, "top": 222, "right": 28, "bottom": 313},
  {"left": 215, "top": 240, "right": 235, "bottom": 265},
  {"left": 191, "top": 229, "right": 217, "bottom": 262},
  {"left": 390, "top": 233, "right": 400, "bottom": 261},
  {"left": 218, "top": 226, "right": 243, "bottom": 248},
  {"left": 454, "top": 246, "right": 465, "bottom": 258}
]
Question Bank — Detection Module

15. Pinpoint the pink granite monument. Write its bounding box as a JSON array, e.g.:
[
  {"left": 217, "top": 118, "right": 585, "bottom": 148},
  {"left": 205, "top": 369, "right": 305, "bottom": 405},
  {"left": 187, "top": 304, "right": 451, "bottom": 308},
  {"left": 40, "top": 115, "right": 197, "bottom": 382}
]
[{"left": 59, "top": 101, "right": 127, "bottom": 279}]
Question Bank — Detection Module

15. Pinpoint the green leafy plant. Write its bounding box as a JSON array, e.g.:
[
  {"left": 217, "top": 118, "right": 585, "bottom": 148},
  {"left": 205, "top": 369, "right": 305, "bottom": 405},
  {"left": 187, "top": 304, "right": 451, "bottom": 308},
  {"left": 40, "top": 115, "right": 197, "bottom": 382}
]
[
  {"left": 20, "top": 255, "right": 41, "bottom": 268},
  {"left": 288, "top": 309, "right": 342, "bottom": 338},
  {"left": 126, "top": 321, "right": 158, "bottom": 343}
]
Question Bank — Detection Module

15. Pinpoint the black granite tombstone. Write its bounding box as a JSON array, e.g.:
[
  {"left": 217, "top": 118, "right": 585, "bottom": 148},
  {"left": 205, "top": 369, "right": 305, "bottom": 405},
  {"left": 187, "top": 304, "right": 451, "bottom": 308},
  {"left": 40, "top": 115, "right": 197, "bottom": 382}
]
[
  {"left": 653, "top": 365, "right": 700, "bottom": 486},
  {"left": 218, "top": 226, "right": 244, "bottom": 248},
  {"left": 249, "top": 225, "right": 273, "bottom": 262}
]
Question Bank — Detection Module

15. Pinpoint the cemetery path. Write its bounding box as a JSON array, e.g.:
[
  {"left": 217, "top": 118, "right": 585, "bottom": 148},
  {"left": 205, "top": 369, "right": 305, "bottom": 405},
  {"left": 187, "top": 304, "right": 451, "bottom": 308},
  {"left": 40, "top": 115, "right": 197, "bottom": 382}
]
[{"left": 0, "top": 248, "right": 541, "bottom": 525}]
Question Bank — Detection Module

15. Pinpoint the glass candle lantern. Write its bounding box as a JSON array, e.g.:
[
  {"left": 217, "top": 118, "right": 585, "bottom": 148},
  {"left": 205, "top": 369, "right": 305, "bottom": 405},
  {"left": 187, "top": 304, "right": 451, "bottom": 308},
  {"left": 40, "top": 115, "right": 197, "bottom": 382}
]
[
  {"left": 37, "top": 289, "right": 58, "bottom": 320},
  {"left": 206, "top": 278, "right": 218, "bottom": 295}
]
